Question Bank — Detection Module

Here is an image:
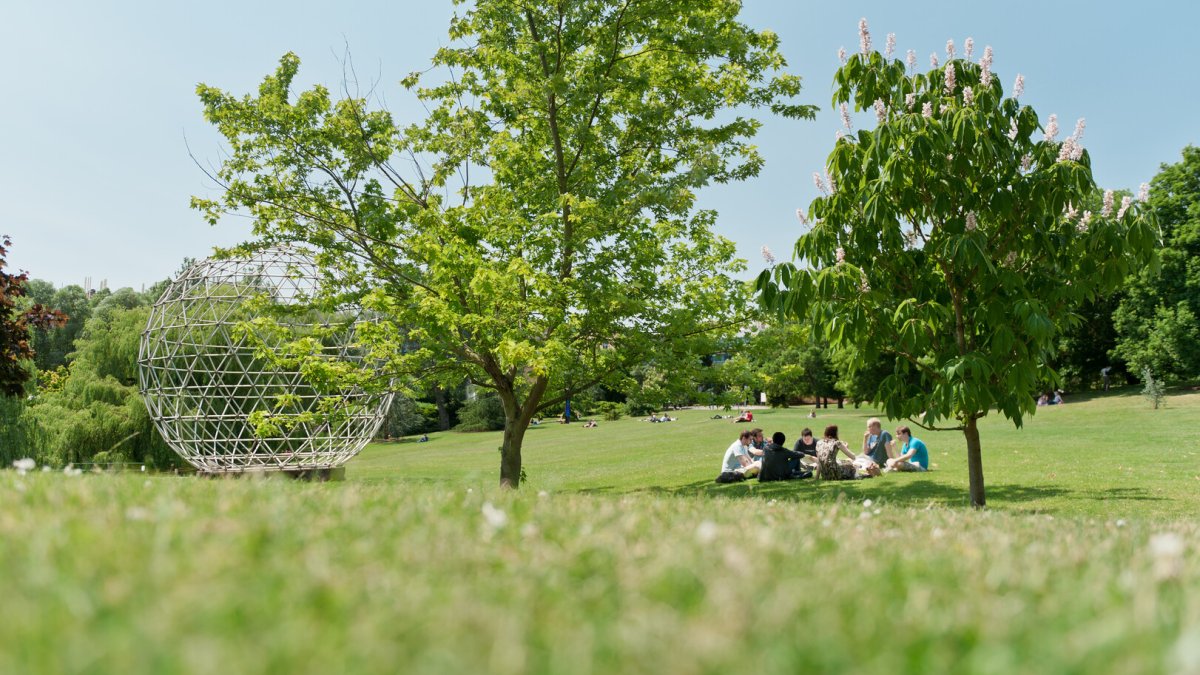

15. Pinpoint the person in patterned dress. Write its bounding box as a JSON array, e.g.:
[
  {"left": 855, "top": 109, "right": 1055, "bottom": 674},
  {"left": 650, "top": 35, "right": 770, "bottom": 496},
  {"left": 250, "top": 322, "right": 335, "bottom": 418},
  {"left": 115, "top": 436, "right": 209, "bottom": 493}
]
[{"left": 815, "top": 424, "right": 860, "bottom": 480}]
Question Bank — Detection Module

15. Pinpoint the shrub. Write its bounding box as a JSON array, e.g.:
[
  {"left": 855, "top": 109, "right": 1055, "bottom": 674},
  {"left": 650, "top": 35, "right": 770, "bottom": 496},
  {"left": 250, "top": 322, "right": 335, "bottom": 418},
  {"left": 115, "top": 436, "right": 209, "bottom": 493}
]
[
  {"left": 377, "top": 396, "right": 439, "bottom": 438},
  {"left": 1143, "top": 368, "right": 1166, "bottom": 409},
  {"left": 592, "top": 401, "right": 625, "bottom": 421},
  {"left": 456, "top": 394, "right": 506, "bottom": 432}
]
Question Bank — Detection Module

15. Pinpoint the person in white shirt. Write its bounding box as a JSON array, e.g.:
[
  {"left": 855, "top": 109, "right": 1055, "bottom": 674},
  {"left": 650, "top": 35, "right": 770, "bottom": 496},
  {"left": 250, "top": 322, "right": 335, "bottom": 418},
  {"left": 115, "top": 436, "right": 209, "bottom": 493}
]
[{"left": 720, "top": 429, "right": 760, "bottom": 477}]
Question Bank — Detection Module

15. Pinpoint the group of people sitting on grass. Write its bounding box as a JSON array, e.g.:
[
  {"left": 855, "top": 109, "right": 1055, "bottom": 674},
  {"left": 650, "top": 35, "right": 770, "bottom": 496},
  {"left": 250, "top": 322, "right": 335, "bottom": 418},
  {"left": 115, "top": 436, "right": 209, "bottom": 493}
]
[{"left": 716, "top": 418, "right": 929, "bottom": 483}]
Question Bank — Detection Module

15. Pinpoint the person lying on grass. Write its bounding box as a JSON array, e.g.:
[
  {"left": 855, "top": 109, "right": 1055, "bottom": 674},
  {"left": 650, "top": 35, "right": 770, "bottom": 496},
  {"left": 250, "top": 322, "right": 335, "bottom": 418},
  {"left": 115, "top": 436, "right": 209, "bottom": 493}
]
[
  {"left": 885, "top": 426, "right": 929, "bottom": 472},
  {"left": 759, "top": 431, "right": 812, "bottom": 482},
  {"left": 815, "top": 425, "right": 880, "bottom": 480},
  {"left": 720, "top": 430, "right": 760, "bottom": 478}
]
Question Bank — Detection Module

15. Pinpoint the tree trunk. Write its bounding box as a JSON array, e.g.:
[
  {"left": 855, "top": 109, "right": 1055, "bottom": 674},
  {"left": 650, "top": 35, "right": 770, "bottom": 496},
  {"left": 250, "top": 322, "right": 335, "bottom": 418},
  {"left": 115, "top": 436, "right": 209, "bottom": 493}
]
[
  {"left": 836, "top": 396, "right": 845, "bottom": 409},
  {"left": 499, "top": 417, "right": 527, "bottom": 489},
  {"left": 434, "top": 386, "right": 450, "bottom": 431},
  {"left": 964, "top": 415, "right": 985, "bottom": 508},
  {"left": 495, "top": 382, "right": 544, "bottom": 489}
]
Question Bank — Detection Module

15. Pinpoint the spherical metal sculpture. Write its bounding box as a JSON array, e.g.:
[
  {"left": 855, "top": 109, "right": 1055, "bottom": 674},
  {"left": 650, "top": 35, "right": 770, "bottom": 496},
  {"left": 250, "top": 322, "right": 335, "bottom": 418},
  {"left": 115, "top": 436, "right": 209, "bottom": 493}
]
[{"left": 138, "top": 248, "right": 392, "bottom": 473}]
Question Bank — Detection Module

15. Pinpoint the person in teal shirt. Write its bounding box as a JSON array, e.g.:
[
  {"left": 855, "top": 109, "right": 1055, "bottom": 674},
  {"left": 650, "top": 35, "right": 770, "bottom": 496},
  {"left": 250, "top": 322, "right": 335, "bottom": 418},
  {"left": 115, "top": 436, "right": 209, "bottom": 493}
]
[{"left": 886, "top": 426, "right": 928, "bottom": 472}]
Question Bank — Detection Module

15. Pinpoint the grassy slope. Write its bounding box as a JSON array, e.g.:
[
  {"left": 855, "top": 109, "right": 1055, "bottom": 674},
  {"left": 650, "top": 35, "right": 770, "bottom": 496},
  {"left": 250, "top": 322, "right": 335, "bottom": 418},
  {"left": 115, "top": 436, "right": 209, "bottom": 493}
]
[
  {"left": 1, "top": 388, "right": 1199, "bottom": 674},
  {"left": 353, "top": 387, "right": 1200, "bottom": 518}
]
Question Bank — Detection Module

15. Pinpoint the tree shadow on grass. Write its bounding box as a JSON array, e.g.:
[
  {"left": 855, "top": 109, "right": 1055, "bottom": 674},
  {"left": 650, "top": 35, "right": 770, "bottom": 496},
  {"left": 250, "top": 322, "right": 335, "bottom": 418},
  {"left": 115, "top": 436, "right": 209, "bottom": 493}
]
[{"left": 579, "top": 476, "right": 1165, "bottom": 512}]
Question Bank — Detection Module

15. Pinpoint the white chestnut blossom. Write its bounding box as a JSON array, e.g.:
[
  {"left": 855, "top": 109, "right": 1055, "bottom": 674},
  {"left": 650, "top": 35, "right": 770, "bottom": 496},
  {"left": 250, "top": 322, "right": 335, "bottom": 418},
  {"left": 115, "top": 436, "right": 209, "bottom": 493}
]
[
  {"left": 859, "top": 17, "right": 872, "bottom": 55},
  {"left": 980, "top": 46, "right": 994, "bottom": 86},
  {"left": 965, "top": 37, "right": 975, "bottom": 60},
  {"left": 963, "top": 86, "right": 974, "bottom": 106},
  {"left": 930, "top": 52, "right": 939, "bottom": 68},
  {"left": 839, "top": 46, "right": 847, "bottom": 64},
  {"left": 906, "top": 93, "right": 916, "bottom": 110},
  {"left": 1007, "top": 118, "right": 1019, "bottom": 140},
  {"left": 1021, "top": 154, "right": 1033, "bottom": 172},
  {"left": 886, "top": 33, "right": 896, "bottom": 57},
  {"left": 1065, "top": 202, "right": 1078, "bottom": 220},
  {"left": 944, "top": 62, "right": 956, "bottom": 93},
  {"left": 860, "top": 274, "right": 871, "bottom": 293},
  {"left": 1077, "top": 210, "right": 1092, "bottom": 232},
  {"left": 940, "top": 103, "right": 950, "bottom": 115},
  {"left": 826, "top": 170, "right": 838, "bottom": 195},
  {"left": 946, "top": 39, "right": 955, "bottom": 60},
  {"left": 874, "top": 98, "right": 887, "bottom": 124},
  {"left": 922, "top": 102, "right": 933, "bottom": 118},
  {"left": 1057, "top": 137, "right": 1079, "bottom": 163},
  {"left": 796, "top": 209, "right": 808, "bottom": 225},
  {"left": 1117, "top": 195, "right": 1133, "bottom": 219},
  {"left": 1012, "top": 74, "right": 1025, "bottom": 98},
  {"left": 1005, "top": 251, "right": 1018, "bottom": 266},
  {"left": 1139, "top": 182, "right": 1150, "bottom": 201},
  {"left": 906, "top": 49, "right": 917, "bottom": 71},
  {"left": 835, "top": 247, "right": 846, "bottom": 265},
  {"left": 1044, "top": 114, "right": 1059, "bottom": 141},
  {"left": 1060, "top": 122, "right": 1086, "bottom": 161},
  {"left": 761, "top": 245, "right": 776, "bottom": 265},
  {"left": 1101, "top": 190, "right": 1115, "bottom": 217},
  {"left": 966, "top": 212, "right": 978, "bottom": 231},
  {"left": 813, "top": 172, "right": 827, "bottom": 195},
  {"left": 840, "top": 102, "right": 853, "bottom": 131},
  {"left": 835, "top": 129, "right": 845, "bottom": 142}
]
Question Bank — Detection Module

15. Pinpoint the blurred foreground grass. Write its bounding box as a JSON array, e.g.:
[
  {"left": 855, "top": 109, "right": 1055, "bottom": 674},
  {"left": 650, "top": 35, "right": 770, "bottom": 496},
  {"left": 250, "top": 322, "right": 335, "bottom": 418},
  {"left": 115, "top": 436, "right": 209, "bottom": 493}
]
[
  {"left": 2, "top": 388, "right": 1199, "bottom": 674},
  {"left": 3, "top": 474, "right": 1200, "bottom": 674}
]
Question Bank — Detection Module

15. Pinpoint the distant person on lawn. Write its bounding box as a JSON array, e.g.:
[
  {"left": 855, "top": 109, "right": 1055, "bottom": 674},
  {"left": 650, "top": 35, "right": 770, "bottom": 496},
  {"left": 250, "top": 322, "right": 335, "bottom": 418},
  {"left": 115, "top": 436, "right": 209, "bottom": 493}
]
[
  {"left": 734, "top": 409, "right": 753, "bottom": 423},
  {"left": 862, "top": 418, "right": 894, "bottom": 466},
  {"left": 719, "top": 430, "right": 760, "bottom": 478},
  {"left": 759, "top": 431, "right": 811, "bottom": 481},
  {"left": 886, "top": 426, "right": 929, "bottom": 472}
]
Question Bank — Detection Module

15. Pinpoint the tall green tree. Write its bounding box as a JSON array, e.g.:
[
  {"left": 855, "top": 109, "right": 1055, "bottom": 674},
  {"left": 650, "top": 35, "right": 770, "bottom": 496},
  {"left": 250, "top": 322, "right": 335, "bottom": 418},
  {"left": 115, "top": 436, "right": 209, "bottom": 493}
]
[
  {"left": 194, "top": 0, "right": 814, "bottom": 487},
  {"left": 1113, "top": 146, "right": 1200, "bottom": 382},
  {"left": 29, "top": 285, "right": 91, "bottom": 370},
  {"left": 756, "top": 22, "right": 1157, "bottom": 507}
]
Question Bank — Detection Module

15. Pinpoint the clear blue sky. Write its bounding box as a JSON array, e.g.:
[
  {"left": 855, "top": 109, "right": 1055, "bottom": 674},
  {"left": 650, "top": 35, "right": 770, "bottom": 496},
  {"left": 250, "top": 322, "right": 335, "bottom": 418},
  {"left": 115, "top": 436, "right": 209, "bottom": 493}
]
[{"left": 2, "top": 1, "right": 1194, "bottom": 290}]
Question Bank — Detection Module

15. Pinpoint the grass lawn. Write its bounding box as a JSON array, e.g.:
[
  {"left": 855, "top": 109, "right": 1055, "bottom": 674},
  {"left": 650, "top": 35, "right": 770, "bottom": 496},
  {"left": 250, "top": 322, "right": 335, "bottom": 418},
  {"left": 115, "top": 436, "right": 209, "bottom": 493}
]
[
  {"left": 353, "top": 387, "right": 1200, "bottom": 519},
  {"left": 2, "top": 387, "right": 1199, "bottom": 674}
]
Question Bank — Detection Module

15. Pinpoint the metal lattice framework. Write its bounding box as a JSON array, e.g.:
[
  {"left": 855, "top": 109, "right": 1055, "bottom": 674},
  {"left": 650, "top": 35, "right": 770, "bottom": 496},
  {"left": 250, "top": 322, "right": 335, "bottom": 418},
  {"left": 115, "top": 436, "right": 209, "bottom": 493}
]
[{"left": 138, "top": 248, "right": 392, "bottom": 473}]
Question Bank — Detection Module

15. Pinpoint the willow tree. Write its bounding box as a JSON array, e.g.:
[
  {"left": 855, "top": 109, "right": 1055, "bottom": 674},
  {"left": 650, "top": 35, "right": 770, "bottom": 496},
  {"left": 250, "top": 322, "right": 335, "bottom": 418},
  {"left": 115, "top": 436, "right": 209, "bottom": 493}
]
[
  {"left": 194, "top": 0, "right": 814, "bottom": 487},
  {"left": 756, "top": 22, "right": 1157, "bottom": 507}
]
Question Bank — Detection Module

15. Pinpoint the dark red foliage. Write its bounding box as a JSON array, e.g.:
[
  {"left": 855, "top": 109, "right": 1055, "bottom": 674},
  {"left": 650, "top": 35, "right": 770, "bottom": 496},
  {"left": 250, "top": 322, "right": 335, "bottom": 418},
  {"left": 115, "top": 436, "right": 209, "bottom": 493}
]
[{"left": 1, "top": 236, "right": 67, "bottom": 397}]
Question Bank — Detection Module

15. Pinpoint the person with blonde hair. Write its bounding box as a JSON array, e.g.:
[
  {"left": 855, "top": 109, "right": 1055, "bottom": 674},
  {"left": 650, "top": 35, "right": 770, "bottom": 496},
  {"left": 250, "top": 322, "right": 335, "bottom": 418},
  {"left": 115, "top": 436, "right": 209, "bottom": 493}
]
[{"left": 861, "top": 417, "right": 894, "bottom": 466}]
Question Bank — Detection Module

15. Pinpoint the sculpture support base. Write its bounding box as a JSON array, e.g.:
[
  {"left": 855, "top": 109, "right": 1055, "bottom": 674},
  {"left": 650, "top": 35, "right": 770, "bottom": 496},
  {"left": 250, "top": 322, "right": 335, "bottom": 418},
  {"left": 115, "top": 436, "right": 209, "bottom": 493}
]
[{"left": 198, "top": 467, "right": 346, "bottom": 482}]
